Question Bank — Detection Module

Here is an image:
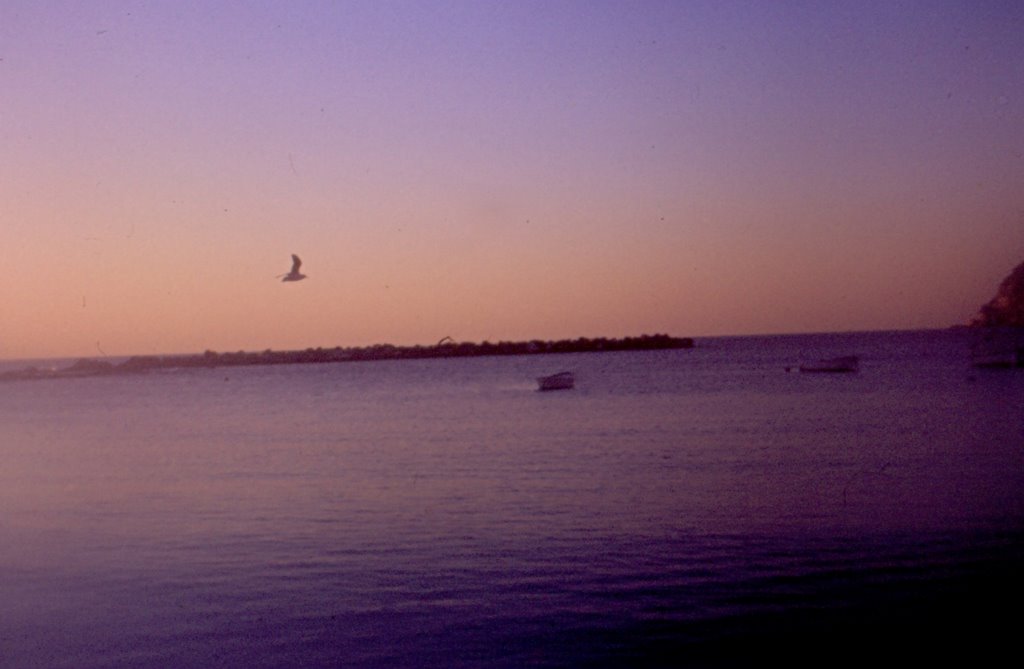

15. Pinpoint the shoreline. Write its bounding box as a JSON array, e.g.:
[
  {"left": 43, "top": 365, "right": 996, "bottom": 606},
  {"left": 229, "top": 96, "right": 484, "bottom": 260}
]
[{"left": 0, "top": 334, "right": 694, "bottom": 382}]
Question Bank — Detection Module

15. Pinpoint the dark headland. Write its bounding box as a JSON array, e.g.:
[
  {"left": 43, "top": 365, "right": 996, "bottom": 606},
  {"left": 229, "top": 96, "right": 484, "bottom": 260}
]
[
  {"left": 969, "top": 260, "right": 1024, "bottom": 328},
  {"left": 1, "top": 334, "right": 694, "bottom": 382},
  {"left": 964, "top": 260, "right": 1024, "bottom": 368}
]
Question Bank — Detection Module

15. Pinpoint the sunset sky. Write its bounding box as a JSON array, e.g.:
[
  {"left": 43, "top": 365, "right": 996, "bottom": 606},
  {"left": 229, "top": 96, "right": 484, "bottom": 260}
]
[{"left": 2, "top": 1, "right": 1022, "bottom": 359}]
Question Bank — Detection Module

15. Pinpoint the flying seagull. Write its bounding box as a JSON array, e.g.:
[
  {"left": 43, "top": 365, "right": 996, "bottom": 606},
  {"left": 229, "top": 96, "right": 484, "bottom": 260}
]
[{"left": 279, "top": 254, "right": 307, "bottom": 282}]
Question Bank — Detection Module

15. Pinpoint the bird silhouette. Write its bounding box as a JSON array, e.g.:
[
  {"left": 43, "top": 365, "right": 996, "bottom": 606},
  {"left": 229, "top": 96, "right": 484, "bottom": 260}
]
[{"left": 279, "top": 254, "right": 307, "bottom": 282}]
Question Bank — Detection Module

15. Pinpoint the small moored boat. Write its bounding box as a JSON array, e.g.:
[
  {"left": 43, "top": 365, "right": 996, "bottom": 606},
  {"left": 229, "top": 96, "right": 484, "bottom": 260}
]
[
  {"left": 971, "top": 349, "right": 1023, "bottom": 369},
  {"left": 970, "top": 330, "right": 1024, "bottom": 369},
  {"left": 797, "top": 355, "right": 859, "bottom": 373},
  {"left": 537, "top": 371, "right": 575, "bottom": 391}
]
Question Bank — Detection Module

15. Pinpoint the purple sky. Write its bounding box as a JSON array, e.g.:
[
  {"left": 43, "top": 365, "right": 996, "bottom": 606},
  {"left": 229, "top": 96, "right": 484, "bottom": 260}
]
[{"left": 2, "top": 1, "right": 1023, "bottom": 358}]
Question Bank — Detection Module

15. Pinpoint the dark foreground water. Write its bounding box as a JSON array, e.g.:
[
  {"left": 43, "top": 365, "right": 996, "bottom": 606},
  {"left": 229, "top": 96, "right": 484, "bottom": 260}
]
[{"left": 2, "top": 330, "right": 1022, "bottom": 667}]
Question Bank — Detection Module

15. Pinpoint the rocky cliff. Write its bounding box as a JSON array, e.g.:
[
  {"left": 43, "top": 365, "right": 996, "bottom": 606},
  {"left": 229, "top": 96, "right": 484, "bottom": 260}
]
[{"left": 971, "top": 261, "right": 1024, "bottom": 327}]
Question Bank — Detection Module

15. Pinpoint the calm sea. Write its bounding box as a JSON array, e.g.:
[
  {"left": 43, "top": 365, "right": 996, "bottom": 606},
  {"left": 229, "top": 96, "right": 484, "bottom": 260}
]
[{"left": 2, "top": 330, "right": 1022, "bottom": 667}]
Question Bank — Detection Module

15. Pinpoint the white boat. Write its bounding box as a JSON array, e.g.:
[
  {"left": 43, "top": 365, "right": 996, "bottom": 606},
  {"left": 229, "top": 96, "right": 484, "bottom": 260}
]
[
  {"left": 798, "top": 355, "right": 859, "bottom": 373},
  {"left": 537, "top": 371, "right": 575, "bottom": 391}
]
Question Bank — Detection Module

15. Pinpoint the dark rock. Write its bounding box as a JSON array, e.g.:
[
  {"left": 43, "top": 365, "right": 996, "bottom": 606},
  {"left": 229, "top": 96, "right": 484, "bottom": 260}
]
[{"left": 971, "top": 261, "right": 1024, "bottom": 327}]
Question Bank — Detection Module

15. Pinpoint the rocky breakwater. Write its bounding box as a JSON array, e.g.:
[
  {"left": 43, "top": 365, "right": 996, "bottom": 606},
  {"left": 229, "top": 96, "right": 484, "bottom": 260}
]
[{"left": 2, "top": 334, "right": 695, "bottom": 382}]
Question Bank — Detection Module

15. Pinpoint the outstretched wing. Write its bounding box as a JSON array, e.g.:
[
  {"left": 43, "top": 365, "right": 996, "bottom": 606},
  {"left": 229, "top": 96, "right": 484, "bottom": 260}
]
[{"left": 290, "top": 254, "right": 302, "bottom": 273}]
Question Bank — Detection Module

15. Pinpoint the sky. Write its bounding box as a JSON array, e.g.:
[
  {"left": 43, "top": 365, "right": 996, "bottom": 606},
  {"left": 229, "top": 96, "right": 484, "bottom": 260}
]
[{"left": 2, "top": 1, "right": 1023, "bottom": 359}]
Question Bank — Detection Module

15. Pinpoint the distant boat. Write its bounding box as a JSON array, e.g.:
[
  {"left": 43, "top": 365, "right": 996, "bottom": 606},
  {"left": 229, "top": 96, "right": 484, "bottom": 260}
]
[
  {"left": 971, "top": 348, "right": 1023, "bottom": 369},
  {"left": 970, "top": 329, "right": 1024, "bottom": 369},
  {"left": 797, "top": 355, "right": 859, "bottom": 373},
  {"left": 537, "top": 371, "right": 575, "bottom": 391}
]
